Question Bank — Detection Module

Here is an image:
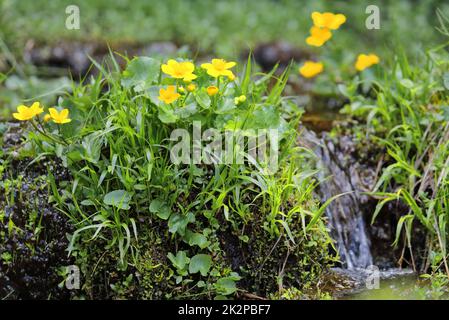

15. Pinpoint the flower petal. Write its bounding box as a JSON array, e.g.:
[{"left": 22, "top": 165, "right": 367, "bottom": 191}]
[
  {"left": 225, "top": 61, "right": 236, "bottom": 69},
  {"left": 49, "top": 108, "right": 59, "bottom": 119}
]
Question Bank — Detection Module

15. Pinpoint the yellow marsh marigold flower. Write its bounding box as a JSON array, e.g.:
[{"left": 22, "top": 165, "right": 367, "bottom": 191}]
[
  {"left": 158, "top": 85, "right": 181, "bottom": 104},
  {"left": 355, "top": 54, "right": 380, "bottom": 71},
  {"left": 201, "top": 59, "right": 236, "bottom": 78},
  {"left": 44, "top": 114, "right": 52, "bottom": 122},
  {"left": 206, "top": 86, "right": 219, "bottom": 96},
  {"left": 299, "top": 61, "right": 324, "bottom": 78},
  {"left": 311, "top": 12, "right": 346, "bottom": 30},
  {"left": 227, "top": 73, "right": 236, "bottom": 81},
  {"left": 161, "top": 59, "right": 197, "bottom": 82},
  {"left": 13, "top": 102, "right": 44, "bottom": 121},
  {"left": 187, "top": 83, "right": 196, "bottom": 92},
  {"left": 306, "top": 26, "right": 332, "bottom": 47},
  {"left": 49, "top": 108, "right": 72, "bottom": 124}
]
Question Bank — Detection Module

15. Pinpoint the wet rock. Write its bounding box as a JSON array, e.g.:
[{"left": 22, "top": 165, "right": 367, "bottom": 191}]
[
  {"left": 298, "top": 126, "right": 397, "bottom": 269},
  {"left": 22, "top": 40, "right": 180, "bottom": 79},
  {"left": 24, "top": 40, "right": 95, "bottom": 76},
  {"left": 1, "top": 122, "right": 22, "bottom": 149},
  {"left": 136, "top": 41, "right": 178, "bottom": 57},
  {"left": 252, "top": 41, "right": 312, "bottom": 72}
]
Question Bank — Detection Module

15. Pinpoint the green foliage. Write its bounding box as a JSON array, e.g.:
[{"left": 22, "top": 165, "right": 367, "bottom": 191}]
[
  {"left": 2, "top": 0, "right": 447, "bottom": 58},
  {"left": 341, "top": 45, "right": 449, "bottom": 277},
  {"left": 20, "top": 54, "right": 335, "bottom": 298}
]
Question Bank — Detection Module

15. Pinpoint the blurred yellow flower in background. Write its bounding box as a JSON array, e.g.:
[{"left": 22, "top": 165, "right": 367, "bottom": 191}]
[
  {"left": 207, "top": 86, "right": 219, "bottom": 96},
  {"left": 201, "top": 59, "right": 236, "bottom": 78},
  {"left": 13, "top": 102, "right": 44, "bottom": 121},
  {"left": 299, "top": 61, "right": 324, "bottom": 78},
  {"left": 311, "top": 12, "right": 346, "bottom": 30},
  {"left": 49, "top": 108, "right": 72, "bottom": 124},
  {"left": 158, "top": 85, "right": 181, "bottom": 104},
  {"left": 161, "top": 59, "right": 197, "bottom": 82},
  {"left": 355, "top": 54, "right": 380, "bottom": 71},
  {"left": 306, "top": 26, "right": 332, "bottom": 47}
]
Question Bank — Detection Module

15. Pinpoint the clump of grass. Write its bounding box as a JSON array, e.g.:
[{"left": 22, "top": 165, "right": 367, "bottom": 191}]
[{"left": 12, "top": 54, "right": 337, "bottom": 299}]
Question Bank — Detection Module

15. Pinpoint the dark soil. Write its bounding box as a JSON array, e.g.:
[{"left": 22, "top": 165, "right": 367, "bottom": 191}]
[{"left": 0, "top": 123, "right": 75, "bottom": 299}]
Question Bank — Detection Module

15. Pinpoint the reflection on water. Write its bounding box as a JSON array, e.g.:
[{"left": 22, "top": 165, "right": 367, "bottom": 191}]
[{"left": 343, "top": 274, "right": 448, "bottom": 300}]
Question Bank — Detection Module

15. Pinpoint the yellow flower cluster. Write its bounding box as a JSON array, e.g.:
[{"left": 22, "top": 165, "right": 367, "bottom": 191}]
[
  {"left": 13, "top": 102, "right": 71, "bottom": 124},
  {"left": 306, "top": 12, "right": 346, "bottom": 47},
  {"left": 300, "top": 12, "right": 380, "bottom": 79},
  {"left": 159, "top": 58, "right": 237, "bottom": 104}
]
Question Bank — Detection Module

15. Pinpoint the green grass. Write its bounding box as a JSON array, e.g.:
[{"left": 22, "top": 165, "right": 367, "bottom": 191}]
[
  {"left": 339, "top": 40, "right": 449, "bottom": 295},
  {"left": 9, "top": 54, "right": 337, "bottom": 299}
]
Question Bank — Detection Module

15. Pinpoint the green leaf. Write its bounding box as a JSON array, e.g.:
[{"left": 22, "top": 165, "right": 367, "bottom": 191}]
[
  {"left": 194, "top": 90, "right": 211, "bottom": 109},
  {"left": 168, "top": 212, "right": 195, "bottom": 236},
  {"left": 103, "top": 190, "right": 132, "bottom": 210},
  {"left": 214, "top": 277, "right": 238, "bottom": 296},
  {"left": 443, "top": 72, "right": 449, "bottom": 90},
  {"left": 215, "top": 98, "right": 236, "bottom": 114},
  {"left": 167, "top": 251, "right": 190, "bottom": 271},
  {"left": 158, "top": 105, "right": 179, "bottom": 124},
  {"left": 122, "top": 57, "right": 161, "bottom": 92},
  {"left": 189, "top": 254, "right": 212, "bottom": 276},
  {"left": 80, "top": 199, "right": 96, "bottom": 206},
  {"left": 185, "top": 231, "right": 209, "bottom": 249},
  {"left": 149, "top": 199, "right": 171, "bottom": 220}
]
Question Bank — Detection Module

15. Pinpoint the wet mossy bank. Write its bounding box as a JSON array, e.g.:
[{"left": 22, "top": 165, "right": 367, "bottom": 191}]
[
  {"left": 0, "top": 124, "right": 74, "bottom": 299},
  {"left": 0, "top": 120, "right": 428, "bottom": 300},
  {"left": 0, "top": 122, "right": 335, "bottom": 300}
]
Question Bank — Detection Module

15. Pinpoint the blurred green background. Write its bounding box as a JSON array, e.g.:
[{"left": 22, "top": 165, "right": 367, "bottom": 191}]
[
  {"left": 0, "top": 0, "right": 448, "bottom": 119},
  {"left": 1, "top": 0, "right": 448, "bottom": 57}
]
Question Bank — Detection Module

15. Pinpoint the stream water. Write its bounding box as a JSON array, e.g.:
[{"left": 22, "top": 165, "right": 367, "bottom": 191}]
[{"left": 299, "top": 119, "right": 425, "bottom": 299}]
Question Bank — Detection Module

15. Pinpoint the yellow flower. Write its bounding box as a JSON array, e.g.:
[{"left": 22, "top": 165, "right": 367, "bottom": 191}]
[
  {"left": 161, "top": 59, "right": 197, "bottom": 82},
  {"left": 306, "top": 26, "right": 332, "bottom": 47},
  {"left": 49, "top": 108, "right": 72, "bottom": 124},
  {"left": 13, "top": 102, "right": 44, "bottom": 121},
  {"left": 227, "top": 73, "right": 236, "bottom": 81},
  {"left": 299, "top": 61, "right": 324, "bottom": 78},
  {"left": 44, "top": 114, "right": 52, "bottom": 122},
  {"left": 158, "top": 85, "right": 181, "bottom": 104},
  {"left": 201, "top": 59, "right": 236, "bottom": 78},
  {"left": 234, "top": 95, "right": 247, "bottom": 104},
  {"left": 187, "top": 83, "right": 196, "bottom": 92},
  {"left": 355, "top": 54, "right": 380, "bottom": 71},
  {"left": 311, "top": 12, "right": 346, "bottom": 30},
  {"left": 206, "top": 86, "right": 219, "bottom": 96}
]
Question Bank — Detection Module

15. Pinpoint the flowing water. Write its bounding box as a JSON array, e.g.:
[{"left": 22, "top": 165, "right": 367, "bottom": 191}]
[
  {"left": 300, "top": 128, "right": 373, "bottom": 269},
  {"left": 299, "top": 124, "right": 426, "bottom": 299}
]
